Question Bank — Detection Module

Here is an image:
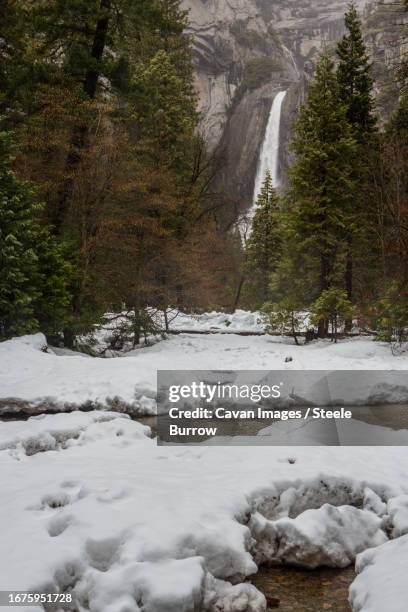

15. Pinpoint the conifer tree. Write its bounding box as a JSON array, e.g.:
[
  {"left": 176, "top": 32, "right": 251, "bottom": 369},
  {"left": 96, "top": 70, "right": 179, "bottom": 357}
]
[
  {"left": 0, "top": 129, "right": 40, "bottom": 337},
  {"left": 1, "top": 0, "right": 235, "bottom": 340},
  {"left": 0, "top": 125, "right": 71, "bottom": 339},
  {"left": 244, "top": 171, "right": 281, "bottom": 307},
  {"left": 288, "top": 52, "right": 358, "bottom": 336},
  {"left": 336, "top": 2, "right": 376, "bottom": 308},
  {"left": 336, "top": 2, "right": 376, "bottom": 141}
]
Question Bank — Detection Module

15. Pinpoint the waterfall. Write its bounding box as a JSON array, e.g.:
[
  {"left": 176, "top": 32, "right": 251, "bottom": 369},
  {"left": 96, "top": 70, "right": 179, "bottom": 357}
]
[
  {"left": 239, "top": 89, "right": 287, "bottom": 238},
  {"left": 253, "top": 89, "right": 287, "bottom": 205}
]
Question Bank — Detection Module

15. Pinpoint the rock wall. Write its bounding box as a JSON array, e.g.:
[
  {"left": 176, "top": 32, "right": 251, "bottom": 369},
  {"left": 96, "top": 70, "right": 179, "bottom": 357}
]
[{"left": 182, "top": 0, "right": 402, "bottom": 213}]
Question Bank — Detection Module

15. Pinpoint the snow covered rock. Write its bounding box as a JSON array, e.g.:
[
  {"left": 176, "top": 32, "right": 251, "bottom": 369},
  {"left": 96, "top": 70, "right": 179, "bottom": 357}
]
[
  {"left": 250, "top": 504, "right": 387, "bottom": 568},
  {"left": 204, "top": 574, "right": 266, "bottom": 611}
]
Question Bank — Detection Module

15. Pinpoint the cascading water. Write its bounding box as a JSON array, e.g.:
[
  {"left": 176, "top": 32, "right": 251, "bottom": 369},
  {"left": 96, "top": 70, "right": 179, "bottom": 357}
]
[
  {"left": 240, "top": 89, "right": 287, "bottom": 238},
  {"left": 253, "top": 89, "right": 287, "bottom": 203}
]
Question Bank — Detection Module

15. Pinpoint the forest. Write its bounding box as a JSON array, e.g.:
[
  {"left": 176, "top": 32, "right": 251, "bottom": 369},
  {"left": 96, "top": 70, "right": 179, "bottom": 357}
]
[
  {"left": 3, "top": 4, "right": 408, "bottom": 610},
  {"left": 1, "top": 0, "right": 408, "bottom": 349}
]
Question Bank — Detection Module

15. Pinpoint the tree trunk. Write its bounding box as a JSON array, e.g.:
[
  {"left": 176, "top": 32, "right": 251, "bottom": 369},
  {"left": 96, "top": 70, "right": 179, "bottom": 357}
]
[
  {"left": 83, "top": 0, "right": 111, "bottom": 100},
  {"left": 345, "top": 253, "right": 353, "bottom": 332},
  {"left": 163, "top": 309, "right": 169, "bottom": 333},
  {"left": 318, "top": 255, "right": 330, "bottom": 338},
  {"left": 291, "top": 315, "right": 299, "bottom": 345},
  {"left": 318, "top": 319, "right": 327, "bottom": 339},
  {"left": 55, "top": 0, "right": 111, "bottom": 233},
  {"left": 232, "top": 274, "right": 246, "bottom": 312},
  {"left": 63, "top": 327, "right": 76, "bottom": 349}
]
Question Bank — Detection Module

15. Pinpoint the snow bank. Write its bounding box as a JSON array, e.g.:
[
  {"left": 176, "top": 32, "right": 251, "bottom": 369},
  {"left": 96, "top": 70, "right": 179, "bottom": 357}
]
[
  {"left": 350, "top": 535, "right": 408, "bottom": 612},
  {"left": 80, "top": 309, "right": 268, "bottom": 356},
  {"left": 1, "top": 330, "right": 408, "bottom": 417},
  {"left": 2, "top": 412, "right": 408, "bottom": 611},
  {"left": 0, "top": 411, "right": 149, "bottom": 457},
  {"left": 167, "top": 309, "right": 266, "bottom": 334},
  {"left": 387, "top": 495, "right": 408, "bottom": 537},
  {"left": 250, "top": 504, "right": 387, "bottom": 568}
]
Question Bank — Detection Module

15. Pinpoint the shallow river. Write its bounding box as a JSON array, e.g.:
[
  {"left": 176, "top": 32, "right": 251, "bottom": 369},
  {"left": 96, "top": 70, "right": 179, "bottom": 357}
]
[
  {"left": 252, "top": 565, "right": 356, "bottom": 611},
  {"left": 144, "top": 403, "right": 408, "bottom": 444}
]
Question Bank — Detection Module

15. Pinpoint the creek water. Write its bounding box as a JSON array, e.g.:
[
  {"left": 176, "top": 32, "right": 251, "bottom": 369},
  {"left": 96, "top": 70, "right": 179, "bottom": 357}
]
[
  {"left": 145, "top": 404, "right": 408, "bottom": 444},
  {"left": 252, "top": 565, "right": 356, "bottom": 611}
]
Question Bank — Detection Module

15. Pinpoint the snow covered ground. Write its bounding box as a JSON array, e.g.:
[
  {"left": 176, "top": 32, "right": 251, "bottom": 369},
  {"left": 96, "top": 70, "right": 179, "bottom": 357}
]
[
  {"left": 1, "top": 330, "right": 408, "bottom": 416},
  {"left": 1, "top": 411, "right": 408, "bottom": 611},
  {"left": 2, "top": 322, "right": 408, "bottom": 610}
]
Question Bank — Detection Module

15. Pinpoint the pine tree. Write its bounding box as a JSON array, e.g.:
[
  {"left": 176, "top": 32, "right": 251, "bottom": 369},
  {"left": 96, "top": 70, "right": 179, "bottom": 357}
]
[
  {"left": 336, "top": 2, "right": 376, "bottom": 141},
  {"left": 33, "top": 228, "right": 72, "bottom": 338},
  {"left": 244, "top": 171, "right": 281, "bottom": 307},
  {"left": 0, "top": 128, "right": 40, "bottom": 337},
  {"left": 2, "top": 0, "right": 234, "bottom": 341},
  {"left": 134, "top": 49, "right": 196, "bottom": 168},
  {"left": 0, "top": 125, "right": 71, "bottom": 339},
  {"left": 336, "top": 2, "right": 376, "bottom": 308},
  {"left": 288, "top": 52, "right": 359, "bottom": 336},
  {"left": 0, "top": 1, "right": 17, "bottom": 95},
  {"left": 311, "top": 288, "right": 355, "bottom": 343}
]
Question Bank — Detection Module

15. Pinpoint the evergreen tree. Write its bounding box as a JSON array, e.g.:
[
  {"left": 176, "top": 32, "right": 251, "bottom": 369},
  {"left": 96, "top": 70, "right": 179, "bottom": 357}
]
[
  {"left": 0, "top": 125, "right": 71, "bottom": 339},
  {"left": 244, "top": 171, "right": 281, "bottom": 307},
  {"left": 0, "top": 129, "right": 40, "bottom": 337},
  {"left": 311, "top": 288, "right": 355, "bottom": 343},
  {"left": 288, "top": 52, "right": 359, "bottom": 336},
  {"left": 0, "top": 1, "right": 16, "bottom": 95},
  {"left": 336, "top": 2, "right": 376, "bottom": 141},
  {"left": 133, "top": 48, "right": 197, "bottom": 171},
  {"left": 336, "top": 2, "right": 376, "bottom": 308},
  {"left": 1, "top": 0, "right": 236, "bottom": 344},
  {"left": 33, "top": 228, "right": 72, "bottom": 338}
]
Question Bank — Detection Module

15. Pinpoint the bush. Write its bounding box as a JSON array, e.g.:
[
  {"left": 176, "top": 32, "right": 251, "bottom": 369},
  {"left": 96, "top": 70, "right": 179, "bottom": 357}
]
[
  {"left": 374, "top": 285, "right": 408, "bottom": 353},
  {"left": 262, "top": 298, "right": 305, "bottom": 345},
  {"left": 311, "top": 288, "right": 355, "bottom": 343}
]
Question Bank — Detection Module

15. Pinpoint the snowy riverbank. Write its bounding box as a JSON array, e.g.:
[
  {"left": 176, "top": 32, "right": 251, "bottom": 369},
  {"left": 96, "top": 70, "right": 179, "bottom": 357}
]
[
  {"left": 1, "top": 330, "right": 408, "bottom": 416},
  {"left": 2, "top": 325, "right": 408, "bottom": 610},
  {"left": 1, "top": 411, "right": 408, "bottom": 611}
]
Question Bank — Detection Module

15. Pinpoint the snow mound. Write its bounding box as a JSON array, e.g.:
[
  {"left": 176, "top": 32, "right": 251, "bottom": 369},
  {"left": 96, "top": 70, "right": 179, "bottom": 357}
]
[
  {"left": 387, "top": 495, "right": 408, "bottom": 537},
  {"left": 167, "top": 309, "right": 266, "bottom": 334},
  {"left": 74, "top": 557, "right": 207, "bottom": 612},
  {"left": 350, "top": 534, "right": 408, "bottom": 612},
  {"left": 250, "top": 504, "right": 387, "bottom": 568},
  {"left": 0, "top": 411, "right": 149, "bottom": 457}
]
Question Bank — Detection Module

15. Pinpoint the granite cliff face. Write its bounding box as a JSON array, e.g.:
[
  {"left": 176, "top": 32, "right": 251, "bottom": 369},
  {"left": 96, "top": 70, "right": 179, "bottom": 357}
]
[{"left": 182, "top": 0, "right": 399, "bottom": 212}]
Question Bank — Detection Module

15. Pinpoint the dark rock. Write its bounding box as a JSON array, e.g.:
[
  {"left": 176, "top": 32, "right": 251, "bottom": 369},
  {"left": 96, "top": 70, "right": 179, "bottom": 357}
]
[{"left": 266, "top": 594, "right": 280, "bottom": 608}]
